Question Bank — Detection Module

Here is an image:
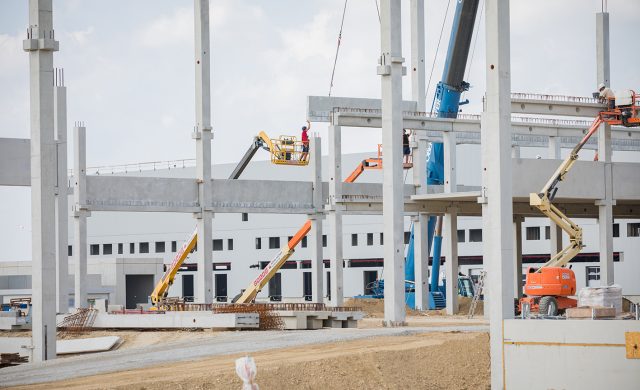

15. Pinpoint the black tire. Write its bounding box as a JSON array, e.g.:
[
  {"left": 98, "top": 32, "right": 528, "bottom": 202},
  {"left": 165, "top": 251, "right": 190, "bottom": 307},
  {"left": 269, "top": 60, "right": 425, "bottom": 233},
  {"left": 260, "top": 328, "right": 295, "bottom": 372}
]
[{"left": 539, "top": 296, "right": 558, "bottom": 316}]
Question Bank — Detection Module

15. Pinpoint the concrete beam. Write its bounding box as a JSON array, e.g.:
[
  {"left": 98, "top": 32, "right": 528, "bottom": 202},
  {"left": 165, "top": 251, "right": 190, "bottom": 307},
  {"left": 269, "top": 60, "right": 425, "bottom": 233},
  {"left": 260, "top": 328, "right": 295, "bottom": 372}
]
[
  {"left": 306, "top": 96, "right": 417, "bottom": 123},
  {"left": 510, "top": 94, "right": 603, "bottom": 117},
  {"left": 482, "top": 0, "right": 514, "bottom": 387},
  {"left": 25, "top": 0, "right": 58, "bottom": 361},
  {"left": 380, "top": 0, "right": 406, "bottom": 326}
]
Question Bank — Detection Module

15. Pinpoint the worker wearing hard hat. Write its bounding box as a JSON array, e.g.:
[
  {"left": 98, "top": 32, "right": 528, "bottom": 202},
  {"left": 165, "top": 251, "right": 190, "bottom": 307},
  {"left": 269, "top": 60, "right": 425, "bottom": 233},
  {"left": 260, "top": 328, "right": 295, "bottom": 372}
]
[{"left": 598, "top": 83, "right": 615, "bottom": 110}]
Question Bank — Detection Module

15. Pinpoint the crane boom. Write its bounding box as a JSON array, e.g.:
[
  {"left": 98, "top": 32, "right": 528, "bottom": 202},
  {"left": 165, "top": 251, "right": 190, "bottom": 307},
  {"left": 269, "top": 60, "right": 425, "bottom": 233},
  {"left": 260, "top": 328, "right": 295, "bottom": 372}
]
[{"left": 150, "top": 228, "right": 198, "bottom": 305}]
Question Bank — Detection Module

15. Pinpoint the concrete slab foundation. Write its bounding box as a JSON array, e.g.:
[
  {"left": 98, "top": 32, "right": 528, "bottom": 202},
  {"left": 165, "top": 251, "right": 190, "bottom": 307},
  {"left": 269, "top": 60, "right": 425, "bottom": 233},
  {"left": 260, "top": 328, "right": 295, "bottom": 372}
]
[
  {"left": 276, "top": 310, "right": 363, "bottom": 330},
  {"left": 503, "top": 320, "right": 640, "bottom": 389},
  {"left": 56, "top": 336, "right": 121, "bottom": 355},
  {"left": 57, "top": 312, "right": 259, "bottom": 329}
]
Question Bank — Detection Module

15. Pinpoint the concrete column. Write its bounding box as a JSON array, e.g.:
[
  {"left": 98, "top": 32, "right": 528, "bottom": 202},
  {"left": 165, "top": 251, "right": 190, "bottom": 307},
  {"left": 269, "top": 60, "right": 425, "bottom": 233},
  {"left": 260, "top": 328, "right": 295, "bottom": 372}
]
[
  {"left": 309, "top": 136, "right": 324, "bottom": 303},
  {"left": 193, "top": 0, "right": 213, "bottom": 303},
  {"left": 73, "top": 125, "right": 88, "bottom": 309},
  {"left": 514, "top": 216, "right": 523, "bottom": 300},
  {"left": 481, "top": 0, "right": 514, "bottom": 387},
  {"left": 379, "top": 0, "right": 406, "bottom": 326},
  {"left": 548, "top": 136, "right": 563, "bottom": 256},
  {"left": 410, "top": 0, "right": 426, "bottom": 111},
  {"left": 54, "top": 69, "right": 68, "bottom": 314},
  {"left": 444, "top": 208, "right": 458, "bottom": 315},
  {"left": 24, "top": 0, "right": 58, "bottom": 361},
  {"left": 328, "top": 125, "right": 343, "bottom": 305},
  {"left": 596, "top": 11, "right": 614, "bottom": 286},
  {"left": 413, "top": 213, "right": 429, "bottom": 310}
]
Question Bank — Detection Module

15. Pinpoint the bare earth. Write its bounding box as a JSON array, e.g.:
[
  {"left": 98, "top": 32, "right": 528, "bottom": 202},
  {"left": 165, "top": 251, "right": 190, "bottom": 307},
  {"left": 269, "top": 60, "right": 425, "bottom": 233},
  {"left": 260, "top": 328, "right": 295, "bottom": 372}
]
[{"left": 8, "top": 331, "right": 489, "bottom": 390}]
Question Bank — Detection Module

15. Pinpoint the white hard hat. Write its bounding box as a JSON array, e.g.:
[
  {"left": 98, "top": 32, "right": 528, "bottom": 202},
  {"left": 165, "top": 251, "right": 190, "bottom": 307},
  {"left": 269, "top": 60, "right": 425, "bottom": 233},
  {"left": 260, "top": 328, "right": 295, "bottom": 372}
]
[{"left": 598, "top": 83, "right": 606, "bottom": 91}]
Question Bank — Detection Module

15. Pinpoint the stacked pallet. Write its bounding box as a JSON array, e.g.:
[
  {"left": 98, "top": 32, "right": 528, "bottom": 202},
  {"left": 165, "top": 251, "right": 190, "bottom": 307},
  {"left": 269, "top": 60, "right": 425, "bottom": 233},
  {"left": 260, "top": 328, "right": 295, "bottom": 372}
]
[{"left": 0, "top": 353, "right": 28, "bottom": 368}]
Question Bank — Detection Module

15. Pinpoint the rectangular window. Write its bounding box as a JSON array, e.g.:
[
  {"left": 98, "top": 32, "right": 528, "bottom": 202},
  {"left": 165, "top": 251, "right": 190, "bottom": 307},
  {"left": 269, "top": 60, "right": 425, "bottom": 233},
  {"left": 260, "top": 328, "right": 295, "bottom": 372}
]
[
  {"left": 545, "top": 226, "right": 550, "bottom": 240},
  {"left": 212, "top": 239, "right": 223, "bottom": 251},
  {"left": 68, "top": 245, "right": 73, "bottom": 256},
  {"left": 171, "top": 241, "right": 177, "bottom": 252},
  {"left": 130, "top": 243, "right": 135, "bottom": 254},
  {"left": 301, "top": 236, "right": 307, "bottom": 248},
  {"left": 613, "top": 223, "right": 619, "bottom": 238},
  {"left": 241, "top": 212, "right": 249, "bottom": 222},
  {"left": 586, "top": 266, "right": 600, "bottom": 287},
  {"left": 526, "top": 226, "right": 541, "bottom": 241},
  {"left": 322, "top": 235, "right": 327, "bottom": 247},
  {"left": 117, "top": 243, "right": 123, "bottom": 255},
  {"left": 351, "top": 234, "right": 358, "bottom": 246},
  {"left": 90, "top": 244, "right": 99, "bottom": 256},
  {"left": 255, "top": 237, "right": 262, "bottom": 250},
  {"left": 227, "top": 239, "right": 234, "bottom": 251},
  {"left": 139, "top": 242, "right": 149, "bottom": 254},
  {"left": 457, "top": 230, "right": 465, "bottom": 243},
  {"left": 469, "top": 229, "right": 482, "bottom": 242},
  {"left": 367, "top": 233, "right": 374, "bottom": 246},
  {"left": 379, "top": 232, "right": 384, "bottom": 245},
  {"left": 628, "top": 223, "right": 640, "bottom": 237},
  {"left": 269, "top": 237, "right": 280, "bottom": 249},
  {"left": 404, "top": 231, "right": 411, "bottom": 244},
  {"left": 103, "top": 244, "right": 112, "bottom": 255},
  {"left": 155, "top": 241, "right": 165, "bottom": 253}
]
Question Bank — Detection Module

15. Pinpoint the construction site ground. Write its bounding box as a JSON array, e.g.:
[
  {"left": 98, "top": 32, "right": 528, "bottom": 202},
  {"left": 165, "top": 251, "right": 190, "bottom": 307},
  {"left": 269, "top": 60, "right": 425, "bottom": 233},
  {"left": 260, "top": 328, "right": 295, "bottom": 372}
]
[{"left": 1, "top": 299, "right": 489, "bottom": 389}]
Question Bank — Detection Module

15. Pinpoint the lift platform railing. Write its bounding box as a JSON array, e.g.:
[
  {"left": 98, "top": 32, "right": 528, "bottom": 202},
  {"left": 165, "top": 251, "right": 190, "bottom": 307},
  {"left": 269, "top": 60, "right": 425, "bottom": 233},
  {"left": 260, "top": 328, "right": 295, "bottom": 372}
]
[{"left": 269, "top": 135, "right": 309, "bottom": 166}]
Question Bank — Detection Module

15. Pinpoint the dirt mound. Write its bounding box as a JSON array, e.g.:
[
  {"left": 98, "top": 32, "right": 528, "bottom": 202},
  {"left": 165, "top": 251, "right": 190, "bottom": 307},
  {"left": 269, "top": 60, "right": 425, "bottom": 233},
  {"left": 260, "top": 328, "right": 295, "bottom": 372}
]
[
  {"left": 458, "top": 296, "right": 484, "bottom": 316},
  {"left": 344, "top": 297, "right": 482, "bottom": 317}
]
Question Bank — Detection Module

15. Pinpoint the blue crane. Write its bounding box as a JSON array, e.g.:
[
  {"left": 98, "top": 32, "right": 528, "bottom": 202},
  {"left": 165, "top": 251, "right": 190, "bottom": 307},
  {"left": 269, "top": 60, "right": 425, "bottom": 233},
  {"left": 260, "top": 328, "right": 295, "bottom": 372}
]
[{"left": 405, "top": 0, "right": 480, "bottom": 309}]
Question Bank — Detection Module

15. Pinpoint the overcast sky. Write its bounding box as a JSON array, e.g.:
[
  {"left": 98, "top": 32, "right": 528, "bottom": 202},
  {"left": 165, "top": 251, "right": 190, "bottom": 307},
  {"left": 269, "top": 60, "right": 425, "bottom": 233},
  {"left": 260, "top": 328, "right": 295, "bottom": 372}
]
[{"left": 1, "top": 0, "right": 639, "bottom": 260}]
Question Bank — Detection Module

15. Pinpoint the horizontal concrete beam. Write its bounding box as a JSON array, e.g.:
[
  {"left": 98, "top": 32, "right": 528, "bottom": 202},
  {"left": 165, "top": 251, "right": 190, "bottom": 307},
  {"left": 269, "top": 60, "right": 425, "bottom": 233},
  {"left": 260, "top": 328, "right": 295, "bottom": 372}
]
[
  {"left": 510, "top": 93, "right": 604, "bottom": 117},
  {"left": 307, "top": 95, "right": 417, "bottom": 122}
]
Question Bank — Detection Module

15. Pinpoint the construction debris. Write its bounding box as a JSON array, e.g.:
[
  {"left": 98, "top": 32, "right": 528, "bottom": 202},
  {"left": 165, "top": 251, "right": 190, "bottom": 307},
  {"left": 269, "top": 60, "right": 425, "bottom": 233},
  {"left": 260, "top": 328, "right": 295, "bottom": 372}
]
[
  {"left": 57, "top": 308, "right": 98, "bottom": 337},
  {"left": 0, "top": 353, "right": 28, "bottom": 368},
  {"left": 213, "top": 304, "right": 284, "bottom": 331}
]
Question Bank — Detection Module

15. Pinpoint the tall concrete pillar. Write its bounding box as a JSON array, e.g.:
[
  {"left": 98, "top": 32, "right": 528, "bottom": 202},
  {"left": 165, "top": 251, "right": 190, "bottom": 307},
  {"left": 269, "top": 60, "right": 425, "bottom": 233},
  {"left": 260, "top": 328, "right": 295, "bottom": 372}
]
[
  {"left": 410, "top": 0, "right": 425, "bottom": 111},
  {"left": 309, "top": 136, "right": 324, "bottom": 303},
  {"left": 514, "top": 216, "right": 523, "bottom": 300},
  {"left": 379, "top": 0, "right": 406, "bottom": 326},
  {"left": 413, "top": 213, "right": 429, "bottom": 310},
  {"left": 596, "top": 11, "right": 614, "bottom": 286},
  {"left": 444, "top": 208, "right": 458, "bottom": 315},
  {"left": 73, "top": 125, "right": 88, "bottom": 309},
  {"left": 54, "top": 69, "right": 69, "bottom": 314},
  {"left": 481, "top": 0, "right": 514, "bottom": 387},
  {"left": 193, "top": 0, "right": 213, "bottom": 303},
  {"left": 328, "top": 125, "right": 343, "bottom": 305},
  {"left": 548, "top": 136, "right": 563, "bottom": 256},
  {"left": 24, "top": 0, "right": 58, "bottom": 361}
]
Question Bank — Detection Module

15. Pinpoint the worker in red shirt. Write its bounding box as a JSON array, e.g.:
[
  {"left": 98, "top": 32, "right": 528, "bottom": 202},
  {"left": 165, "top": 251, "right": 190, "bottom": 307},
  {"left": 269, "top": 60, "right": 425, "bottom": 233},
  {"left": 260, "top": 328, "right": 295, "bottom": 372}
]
[{"left": 300, "top": 120, "right": 311, "bottom": 162}]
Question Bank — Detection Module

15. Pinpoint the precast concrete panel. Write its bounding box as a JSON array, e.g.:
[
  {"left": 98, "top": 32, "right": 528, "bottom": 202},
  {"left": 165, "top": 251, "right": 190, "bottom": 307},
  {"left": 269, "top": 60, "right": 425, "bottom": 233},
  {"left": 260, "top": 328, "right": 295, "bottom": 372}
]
[
  {"left": 612, "top": 163, "right": 640, "bottom": 200},
  {"left": 210, "top": 179, "right": 314, "bottom": 212},
  {"left": 307, "top": 96, "right": 417, "bottom": 123}
]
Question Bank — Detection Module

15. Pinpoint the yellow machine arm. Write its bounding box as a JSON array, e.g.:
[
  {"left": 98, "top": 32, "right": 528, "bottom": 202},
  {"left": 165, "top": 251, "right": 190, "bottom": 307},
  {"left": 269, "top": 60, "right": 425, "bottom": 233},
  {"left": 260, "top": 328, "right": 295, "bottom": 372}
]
[
  {"left": 150, "top": 228, "right": 198, "bottom": 305},
  {"left": 529, "top": 116, "right": 603, "bottom": 271},
  {"left": 235, "top": 220, "right": 312, "bottom": 303}
]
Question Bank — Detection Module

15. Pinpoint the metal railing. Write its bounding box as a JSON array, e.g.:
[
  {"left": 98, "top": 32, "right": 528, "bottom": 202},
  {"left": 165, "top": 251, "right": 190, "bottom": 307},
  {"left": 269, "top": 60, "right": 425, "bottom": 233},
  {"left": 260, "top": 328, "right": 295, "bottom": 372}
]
[{"left": 69, "top": 158, "right": 196, "bottom": 176}]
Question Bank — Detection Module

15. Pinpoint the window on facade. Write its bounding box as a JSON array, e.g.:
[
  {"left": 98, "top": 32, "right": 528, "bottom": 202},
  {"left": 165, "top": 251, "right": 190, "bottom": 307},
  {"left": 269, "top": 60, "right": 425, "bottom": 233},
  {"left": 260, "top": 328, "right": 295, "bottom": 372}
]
[
  {"left": 322, "top": 235, "right": 327, "bottom": 247},
  {"left": 628, "top": 223, "right": 640, "bottom": 237},
  {"left": 139, "top": 242, "right": 149, "bottom": 254},
  {"left": 586, "top": 266, "right": 600, "bottom": 285},
  {"left": 130, "top": 243, "right": 135, "bottom": 254},
  {"left": 269, "top": 237, "right": 280, "bottom": 249},
  {"left": 545, "top": 226, "right": 550, "bottom": 240},
  {"left": 526, "top": 226, "right": 540, "bottom": 240},
  {"left": 613, "top": 223, "right": 619, "bottom": 238},
  {"left": 227, "top": 239, "right": 234, "bottom": 251},
  {"left": 103, "top": 244, "right": 113, "bottom": 255},
  {"left": 171, "top": 241, "right": 177, "bottom": 252},
  {"left": 68, "top": 245, "right": 72, "bottom": 256},
  {"left": 367, "top": 233, "right": 374, "bottom": 246},
  {"left": 351, "top": 234, "right": 358, "bottom": 246},
  {"left": 469, "top": 229, "right": 482, "bottom": 242},
  {"left": 301, "top": 236, "right": 307, "bottom": 248},
  {"left": 457, "top": 230, "right": 465, "bottom": 243},
  {"left": 155, "top": 241, "right": 165, "bottom": 253},
  {"left": 212, "top": 239, "right": 223, "bottom": 251},
  {"left": 379, "top": 232, "right": 384, "bottom": 245},
  {"left": 117, "top": 243, "right": 123, "bottom": 255},
  {"left": 90, "top": 244, "right": 99, "bottom": 256},
  {"left": 255, "top": 237, "right": 262, "bottom": 250},
  {"left": 404, "top": 231, "right": 411, "bottom": 244},
  {"left": 241, "top": 213, "right": 249, "bottom": 222}
]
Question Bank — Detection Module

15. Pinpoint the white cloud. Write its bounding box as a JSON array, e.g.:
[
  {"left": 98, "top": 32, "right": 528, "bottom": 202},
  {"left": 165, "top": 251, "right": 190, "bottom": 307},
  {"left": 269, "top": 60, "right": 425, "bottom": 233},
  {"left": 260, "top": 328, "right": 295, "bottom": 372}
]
[
  {"left": 67, "top": 26, "right": 94, "bottom": 45},
  {"left": 136, "top": 7, "right": 193, "bottom": 48}
]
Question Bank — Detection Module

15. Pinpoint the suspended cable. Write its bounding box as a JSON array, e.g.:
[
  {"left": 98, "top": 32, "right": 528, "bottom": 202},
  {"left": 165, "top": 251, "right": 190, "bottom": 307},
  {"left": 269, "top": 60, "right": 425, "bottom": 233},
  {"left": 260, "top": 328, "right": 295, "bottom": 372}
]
[
  {"left": 425, "top": 0, "right": 453, "bottom": 113},
  {"left": 374, "top": 0, "right": 381, "bottom": 23},
  {"left": 328, "top": 0, "right": 349, "bottom": 97},
  {"left": 461, "top": 0, "right": 484, "bottom": 101}
]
